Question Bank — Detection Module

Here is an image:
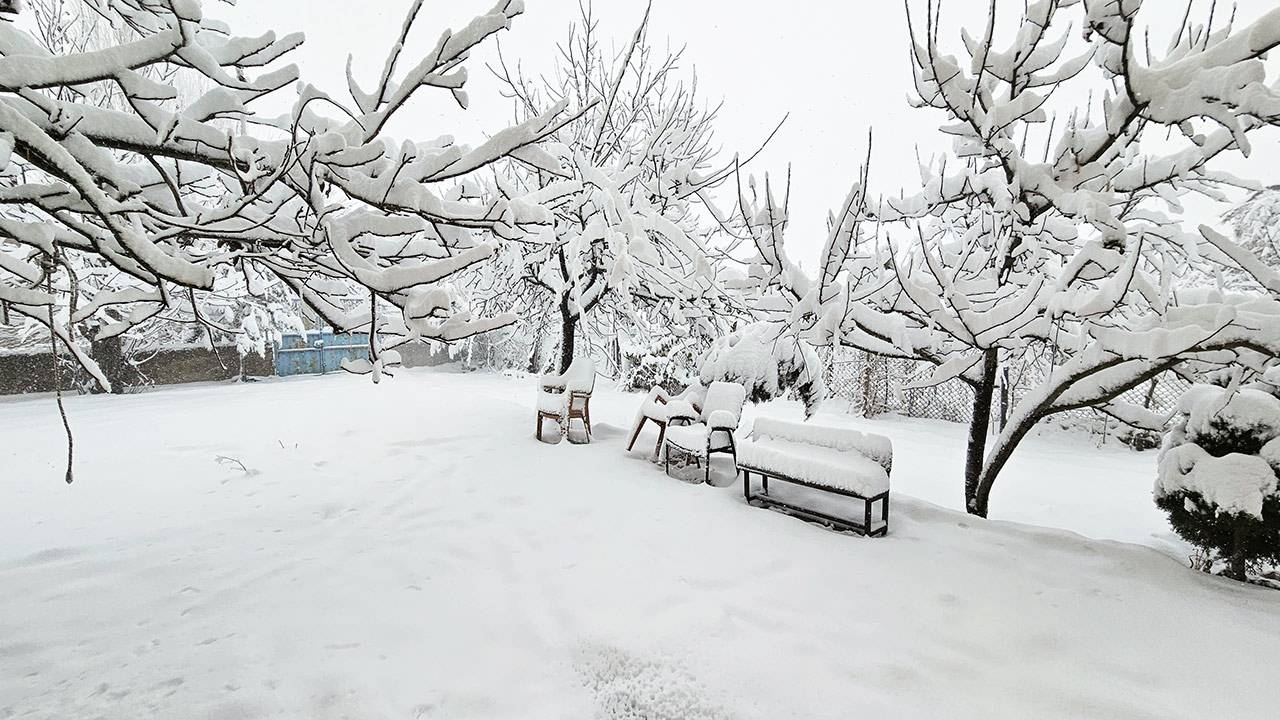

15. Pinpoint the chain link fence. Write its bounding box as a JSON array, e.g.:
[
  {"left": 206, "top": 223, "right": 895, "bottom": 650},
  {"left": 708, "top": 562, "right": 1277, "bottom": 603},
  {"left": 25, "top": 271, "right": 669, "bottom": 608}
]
[
  {"left": 826, "top": 350, "right": 976, "bottom": 423},
  {"left": 825, "top": 348, "right": 1190, "bottom": 441}
]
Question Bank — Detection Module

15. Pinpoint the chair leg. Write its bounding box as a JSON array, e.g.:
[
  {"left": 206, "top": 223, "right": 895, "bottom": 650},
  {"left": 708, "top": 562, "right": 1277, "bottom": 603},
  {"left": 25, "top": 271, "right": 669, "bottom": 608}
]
[
  {"left": 627, "top": 417, "right": 648, "bottom": 452},
  {"left": 653, "top": 424, "right": 667, "bottom": 462},
  {"left": 536, "top": 414, "right": 544, "bottom": 442}
]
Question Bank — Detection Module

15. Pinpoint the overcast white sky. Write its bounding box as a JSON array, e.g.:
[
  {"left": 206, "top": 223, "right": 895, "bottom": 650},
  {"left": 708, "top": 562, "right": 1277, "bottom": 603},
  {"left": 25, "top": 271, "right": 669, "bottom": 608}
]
[{"left": 213, "top": 0, "right": 1280, "bottom": 267}]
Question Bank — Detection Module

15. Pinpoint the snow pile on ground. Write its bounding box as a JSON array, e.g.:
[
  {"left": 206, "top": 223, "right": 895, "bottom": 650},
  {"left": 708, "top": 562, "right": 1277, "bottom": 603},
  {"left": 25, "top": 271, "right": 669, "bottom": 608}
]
[
  {"left": 2, "top": 369, "right": 1278, "bottom": 719},
  {"left": 576, "top": 645, "right": 731, "bottom": 720}
]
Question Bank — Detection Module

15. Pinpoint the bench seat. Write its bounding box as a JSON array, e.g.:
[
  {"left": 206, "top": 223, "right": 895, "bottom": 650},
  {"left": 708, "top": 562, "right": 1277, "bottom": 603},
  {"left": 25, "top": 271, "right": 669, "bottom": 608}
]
[{"left": 737, "top": 437, "right": 889, "bottom": 496}]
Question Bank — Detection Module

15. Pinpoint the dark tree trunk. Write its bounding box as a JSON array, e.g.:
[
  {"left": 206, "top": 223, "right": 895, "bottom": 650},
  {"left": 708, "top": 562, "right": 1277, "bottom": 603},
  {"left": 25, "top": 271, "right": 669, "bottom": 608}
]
[
  {"left": 964, "top": 348, "right": 1000, "bottom": 517},
  {"left": 1227, "top": 521, "right": 1249, "bottom": 581},
  {"left": 998, "top": 366, "right": 1010, "bottom": 432},
  {"left": 90, "top": 334, "right": 128, "bottom": 394},
  {"left": 528, "top": 323, "right": 543, "bottom": 374},
  {"left": 558, "top": 300, "right": 577, "bottom": 375}
]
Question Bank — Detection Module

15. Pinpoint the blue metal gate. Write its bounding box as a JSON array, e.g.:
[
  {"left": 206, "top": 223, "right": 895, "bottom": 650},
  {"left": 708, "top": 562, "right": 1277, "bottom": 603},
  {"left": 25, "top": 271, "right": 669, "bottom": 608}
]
[{"left": 274, "top": 332, "right": 370, "bottom": 376}]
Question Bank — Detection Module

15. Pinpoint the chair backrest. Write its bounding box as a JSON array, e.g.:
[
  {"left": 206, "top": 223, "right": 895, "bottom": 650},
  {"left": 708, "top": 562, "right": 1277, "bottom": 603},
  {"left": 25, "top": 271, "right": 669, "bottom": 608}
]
[
  {"left": 700, "top": 381, "right": 746, "bottom": 425},
  {"left": 678, "top": 381, "right": 707, "bottom": 409},
  {"left": 565, "top": 357, "right": 596, "bottom": 395}
]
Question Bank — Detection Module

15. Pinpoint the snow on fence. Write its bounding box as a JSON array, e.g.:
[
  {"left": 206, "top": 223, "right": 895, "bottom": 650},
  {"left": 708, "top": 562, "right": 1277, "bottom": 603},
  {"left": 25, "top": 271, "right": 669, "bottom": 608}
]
[{"left": 825, "top": 349, "right": 1190, "bottom": 435}]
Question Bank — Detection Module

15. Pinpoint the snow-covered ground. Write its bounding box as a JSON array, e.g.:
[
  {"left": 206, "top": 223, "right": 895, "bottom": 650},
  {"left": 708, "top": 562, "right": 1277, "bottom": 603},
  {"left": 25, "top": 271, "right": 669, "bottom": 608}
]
[{"left": 2, "top": 369, "right": 1277, "bottom": 719}]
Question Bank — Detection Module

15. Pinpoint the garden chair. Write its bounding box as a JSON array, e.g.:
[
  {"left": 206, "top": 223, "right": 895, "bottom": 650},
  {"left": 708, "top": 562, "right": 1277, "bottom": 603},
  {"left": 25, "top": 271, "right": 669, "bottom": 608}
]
[
  {"left": 536, "top": 357, "right": 596, "bottom": 443},
  {"left": 626, "top": 381, "right": 707, "bottom": 461},
  {"left": 663, "top": 381, "right": 747, "bottom": 483}
]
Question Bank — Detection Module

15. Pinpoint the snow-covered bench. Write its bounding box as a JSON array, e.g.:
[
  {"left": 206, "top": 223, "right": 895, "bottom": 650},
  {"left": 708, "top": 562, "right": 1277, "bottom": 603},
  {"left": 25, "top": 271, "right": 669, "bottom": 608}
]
[{"left": 738, "top": 418, "right": 892, "bottom": 537}]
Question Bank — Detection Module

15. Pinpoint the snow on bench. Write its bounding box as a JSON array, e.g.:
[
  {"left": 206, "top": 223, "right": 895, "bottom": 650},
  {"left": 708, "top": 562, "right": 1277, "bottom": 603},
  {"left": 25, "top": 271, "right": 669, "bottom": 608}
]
[{"left": 738, "top": 418, "right": 892, "bottom": 537}]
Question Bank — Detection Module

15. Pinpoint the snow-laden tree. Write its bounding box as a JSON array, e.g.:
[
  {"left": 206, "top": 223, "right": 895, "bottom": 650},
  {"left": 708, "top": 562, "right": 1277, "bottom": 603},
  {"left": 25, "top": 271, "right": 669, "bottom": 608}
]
[
  {"left": 1223, "top": 185, "right": 1280, "bottom": 285},
  {"left": 489, "top": 3, "right": 754, "bottom": 374},
  {"left": 695, "top": 171, "right": 832, "bottom": 416},
  {"left": 809, "top": 0, "right": 1280, "bottom": 517},
  {"left": 0, "top": 0, "right": 307, "bottom": 392},
  {"left": 0, "top": 0, "right": 571, "bottom": 398}
]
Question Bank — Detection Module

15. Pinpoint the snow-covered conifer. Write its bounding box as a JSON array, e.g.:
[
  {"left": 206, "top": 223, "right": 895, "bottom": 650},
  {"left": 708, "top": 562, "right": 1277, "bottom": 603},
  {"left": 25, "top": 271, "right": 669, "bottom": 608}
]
[{"left": 1157, "top": 370, "right": 1280, "bottom": 581}]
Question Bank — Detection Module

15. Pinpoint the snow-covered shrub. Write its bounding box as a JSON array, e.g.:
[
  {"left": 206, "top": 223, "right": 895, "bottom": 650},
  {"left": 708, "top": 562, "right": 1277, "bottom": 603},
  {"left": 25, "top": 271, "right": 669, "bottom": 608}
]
[
  {"left": 1156, "top": 375, "right": 1280, "bottom": 582},
  {"left": 1117, "top": 427, "right": 1161, "bottom": 452},
  {"left": 623, "top": 336, "right": 700, "bottom": 394},
  {"left": 699, "top": 322, "right": 825, "bottom": 417}
]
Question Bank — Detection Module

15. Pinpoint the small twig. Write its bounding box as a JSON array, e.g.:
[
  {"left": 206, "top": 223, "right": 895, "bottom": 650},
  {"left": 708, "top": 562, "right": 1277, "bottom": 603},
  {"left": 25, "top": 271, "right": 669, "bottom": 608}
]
[{"left": 215, "top": 455, "right": 251, "bottom": 475}]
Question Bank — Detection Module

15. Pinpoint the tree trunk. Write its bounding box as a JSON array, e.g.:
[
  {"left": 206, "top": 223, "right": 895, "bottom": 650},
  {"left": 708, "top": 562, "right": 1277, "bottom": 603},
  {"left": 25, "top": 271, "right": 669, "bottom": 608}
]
[
  {"left": 558, "top": 300, "right": 577, "bottom": 375},
  {"left": 998, "top": 366, "right": 1010, "bottom": 433},
  {"left": 527, "top": 323, "right": 543, "bottom": 374},
  {"left": 964, "top": 348, "right": 1000, "bottom": 516},
  {"left": 90, "top": 334, "right": 128, "bottom": 394},
  {"left": 1227, "top": 520, "right": 1249, "bottom": 581}
]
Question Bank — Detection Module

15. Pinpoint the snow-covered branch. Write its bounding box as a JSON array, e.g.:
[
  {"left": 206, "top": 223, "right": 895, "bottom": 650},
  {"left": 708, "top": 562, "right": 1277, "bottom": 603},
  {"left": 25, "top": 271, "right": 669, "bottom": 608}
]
[{"left": 0, "top": 0, "right": 566, "bottom": 386}]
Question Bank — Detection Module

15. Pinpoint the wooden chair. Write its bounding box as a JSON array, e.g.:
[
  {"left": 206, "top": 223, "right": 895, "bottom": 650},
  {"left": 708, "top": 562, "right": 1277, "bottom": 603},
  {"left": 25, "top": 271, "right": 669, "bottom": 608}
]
[
  {"left": 626, "top": 382, "right": 706, "bottom": 460},
  {"left": 663, "top": 381, "right": 747, "bottom": 483},
  {"left": 536, "top": 357, "right": 596, "bottom": 443}
]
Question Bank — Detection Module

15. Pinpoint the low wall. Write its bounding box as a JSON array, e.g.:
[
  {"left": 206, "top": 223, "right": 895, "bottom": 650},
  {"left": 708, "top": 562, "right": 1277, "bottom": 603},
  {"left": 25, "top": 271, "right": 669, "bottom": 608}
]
[{"left": 0, "top": 346, "right": 274, "bottom": 396}]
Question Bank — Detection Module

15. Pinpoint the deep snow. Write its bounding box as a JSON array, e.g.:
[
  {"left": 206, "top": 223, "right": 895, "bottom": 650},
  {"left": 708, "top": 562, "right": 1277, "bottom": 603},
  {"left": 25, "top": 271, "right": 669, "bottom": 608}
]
[{"left": 2, "top": 368, "right": 1277, "bottom": 719}]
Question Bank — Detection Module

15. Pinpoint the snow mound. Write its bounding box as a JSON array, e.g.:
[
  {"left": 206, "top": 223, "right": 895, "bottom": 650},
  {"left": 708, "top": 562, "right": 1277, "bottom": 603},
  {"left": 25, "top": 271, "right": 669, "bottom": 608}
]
[{"left": 576, "top": 646, "right": 732, "bottom": 720}]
